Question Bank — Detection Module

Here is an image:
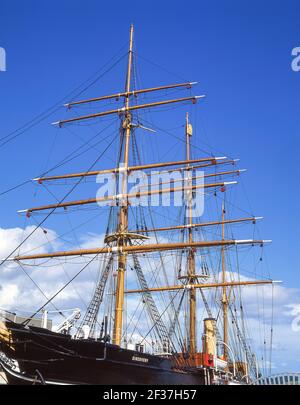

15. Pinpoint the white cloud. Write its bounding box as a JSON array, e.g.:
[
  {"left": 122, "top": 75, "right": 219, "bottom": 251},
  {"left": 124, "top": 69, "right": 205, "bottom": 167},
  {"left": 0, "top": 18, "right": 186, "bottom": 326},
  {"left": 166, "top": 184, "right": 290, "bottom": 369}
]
[
  {"left": 0, "top": 226, "right": 101, "bottom": 315},
  {"left": 0, "top": 284, "right": 19, "bottom": 307},
  {"left": 0, "top": 226, "right": 61, "bottom": 258}
]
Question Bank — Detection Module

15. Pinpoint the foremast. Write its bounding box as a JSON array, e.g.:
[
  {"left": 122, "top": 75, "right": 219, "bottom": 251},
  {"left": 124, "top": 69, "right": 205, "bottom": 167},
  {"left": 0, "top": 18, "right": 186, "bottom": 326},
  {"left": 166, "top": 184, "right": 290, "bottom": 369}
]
[{"left": 113, "top": 24, "right": 134, "bottom": 346}]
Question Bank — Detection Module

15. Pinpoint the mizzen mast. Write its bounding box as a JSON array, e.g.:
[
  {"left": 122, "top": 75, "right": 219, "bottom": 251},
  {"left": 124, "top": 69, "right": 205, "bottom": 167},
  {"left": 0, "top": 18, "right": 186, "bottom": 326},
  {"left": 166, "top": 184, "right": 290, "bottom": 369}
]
[{"left": 221, "top": 202, "right": 229, "bottom": 361}]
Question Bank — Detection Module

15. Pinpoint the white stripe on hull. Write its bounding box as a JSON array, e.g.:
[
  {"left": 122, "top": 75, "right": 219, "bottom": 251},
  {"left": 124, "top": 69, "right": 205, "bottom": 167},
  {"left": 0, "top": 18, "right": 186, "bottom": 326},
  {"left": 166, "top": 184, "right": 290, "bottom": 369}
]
[{"left": 0, "top": 360, "right": 74, "bottom": 385}]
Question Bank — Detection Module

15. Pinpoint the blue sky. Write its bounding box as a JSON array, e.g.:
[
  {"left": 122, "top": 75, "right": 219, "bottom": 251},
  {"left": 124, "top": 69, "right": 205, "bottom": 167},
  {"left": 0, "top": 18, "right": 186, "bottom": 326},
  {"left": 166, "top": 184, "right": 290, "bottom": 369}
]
[
  {"left": 0, "top": 0, "right": 300, "bottom": 374},
  {"left": 1, "top": 0, "right": 299, "bottom": 283}
]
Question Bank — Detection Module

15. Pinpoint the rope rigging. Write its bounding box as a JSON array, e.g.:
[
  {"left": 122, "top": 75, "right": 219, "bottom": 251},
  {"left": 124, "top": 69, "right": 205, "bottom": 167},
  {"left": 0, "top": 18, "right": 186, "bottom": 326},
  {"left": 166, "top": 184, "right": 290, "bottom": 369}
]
[
  {"left": 0, "top": 25, "right": 276, "bottom": 384},
  {"left": 75, "top": 255, "right": 114, "bottom": 339},
  {"left": 0, "top": 132, "right": 119, "bottom": 268},
  {"left": 130, "top": 247, "right": 170, "bottom": 352},
  {"left": 0, "top": 50, "right": 128, "bottom": 150}
]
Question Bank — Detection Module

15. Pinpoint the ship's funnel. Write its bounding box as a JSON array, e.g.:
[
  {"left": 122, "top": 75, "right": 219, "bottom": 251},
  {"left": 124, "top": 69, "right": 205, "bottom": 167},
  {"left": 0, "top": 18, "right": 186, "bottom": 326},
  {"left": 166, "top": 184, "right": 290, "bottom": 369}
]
[{"left": 203, "top": 318, "right": 216, "bottom": 356}]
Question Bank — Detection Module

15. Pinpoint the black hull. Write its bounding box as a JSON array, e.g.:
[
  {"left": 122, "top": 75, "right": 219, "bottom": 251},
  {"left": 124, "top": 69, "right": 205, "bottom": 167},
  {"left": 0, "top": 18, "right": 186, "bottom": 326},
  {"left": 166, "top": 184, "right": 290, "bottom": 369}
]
[{"left": 0, "top": 321, "right": 208, "bottom": 385}]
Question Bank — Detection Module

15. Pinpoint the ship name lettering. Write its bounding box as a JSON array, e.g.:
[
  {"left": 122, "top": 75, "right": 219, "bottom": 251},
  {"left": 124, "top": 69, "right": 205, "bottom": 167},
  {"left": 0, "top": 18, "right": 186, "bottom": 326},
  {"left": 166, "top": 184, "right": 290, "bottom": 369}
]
[{"left": 132, "top": 355, "right": 149, "bottom": 363}]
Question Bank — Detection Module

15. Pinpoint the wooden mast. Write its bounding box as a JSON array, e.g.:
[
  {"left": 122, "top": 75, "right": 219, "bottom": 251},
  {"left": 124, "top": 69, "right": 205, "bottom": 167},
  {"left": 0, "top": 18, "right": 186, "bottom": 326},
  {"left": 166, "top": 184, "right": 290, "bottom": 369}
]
[
  {"left": 19, "top": 180, "right": 237, "bottom": 214},
  {"left": 185, "top": 113, "right": 196, "bottom": 355},
  {"left": 33, "top": 157, "right": 234, "bottom": 183},
  {"left": 130, "top": 216, "right": 263, "bottom": 234},
  {"left": 53, "top": 96, "right": 204, "bottom": 126},
  {"left": 11, "top": 239, "right": 271, "bottom": 261},
  {"left": 113, "top": 24, "right": 134, "bottom": 346},
  {"left": 126, "top": 279, "right": 277, "bottom": 294},
  {"left": 64, "top": 82, "right": 197, "bottom": 108},
  {"left": 221, "top": 201, "right": 228, "bottom": 361}
]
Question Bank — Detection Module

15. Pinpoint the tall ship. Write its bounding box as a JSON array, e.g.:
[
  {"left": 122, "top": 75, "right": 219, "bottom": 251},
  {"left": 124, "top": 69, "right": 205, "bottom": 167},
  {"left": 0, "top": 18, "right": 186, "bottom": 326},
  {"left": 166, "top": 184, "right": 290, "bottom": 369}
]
[{"left": 0, "top": 25, "right": 277, "bottom": 385}]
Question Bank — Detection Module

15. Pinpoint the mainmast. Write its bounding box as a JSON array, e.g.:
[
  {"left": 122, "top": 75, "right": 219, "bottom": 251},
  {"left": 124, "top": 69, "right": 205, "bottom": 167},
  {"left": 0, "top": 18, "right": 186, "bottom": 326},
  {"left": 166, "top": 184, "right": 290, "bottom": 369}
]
[
  {"left": 221, "top": 202, "right": 228, "bottom": 360},
  {"left": 113, "top": 24, "right": 134, "bottom": 346},
  {"left": 185, "top": 113, "right": 197, "bottom": 355}
]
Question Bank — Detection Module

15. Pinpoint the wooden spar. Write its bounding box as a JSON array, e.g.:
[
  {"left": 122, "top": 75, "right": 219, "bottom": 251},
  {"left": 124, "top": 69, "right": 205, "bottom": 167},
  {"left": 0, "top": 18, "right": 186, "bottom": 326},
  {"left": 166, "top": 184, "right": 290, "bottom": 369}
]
[
  {"left": 113, "top": 23, "right": 133, "bottom": 346},
  {"left": 136, "top": 169, "right": 245, "bottom": 190},
  {"left": 33, "top": 157, "right": 227, "bottom": 182},
  {"left": 64, "top": 82, "right": 197, "bottom": 108},
  {"left": 130, "top": 217, "right": 263, "bottom": 234},
  {"left": 52, "top": 95, "right": 205, "bottom": 126},
  {"left": 186, "top": 159, "right": 238, "bottom": 171},
  {"left": 138, "top": 159, "right": 238, "bottom": 178},
  {"left": 11, "top": 239, "right": 271, "bottom": 261},
  {"left": 125, "top": 279, "right": 275, "bottom": 294},
  {"left": 19, "top": 180, "right": 237, "bottom": 214},
  {"left": 185, "top": 113, "right": 196, "bottom": 355},
  {"left": 221, "top": 202, "right": 228, "bottom": 361}
]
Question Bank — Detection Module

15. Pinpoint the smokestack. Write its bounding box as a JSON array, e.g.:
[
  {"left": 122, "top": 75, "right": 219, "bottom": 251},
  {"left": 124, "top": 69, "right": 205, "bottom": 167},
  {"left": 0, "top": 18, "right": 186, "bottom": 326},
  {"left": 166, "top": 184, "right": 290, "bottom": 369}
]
[{"left": 203, "top": 318, "right": 216, "bottom": 356}]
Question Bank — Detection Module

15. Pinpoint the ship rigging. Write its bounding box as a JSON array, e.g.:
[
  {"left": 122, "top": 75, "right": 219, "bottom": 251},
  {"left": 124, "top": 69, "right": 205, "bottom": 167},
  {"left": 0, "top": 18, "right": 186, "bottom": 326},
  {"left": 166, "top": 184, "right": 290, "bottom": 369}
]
[{"left": 0, "top": 25, "right": 277, "bottom": 385}]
